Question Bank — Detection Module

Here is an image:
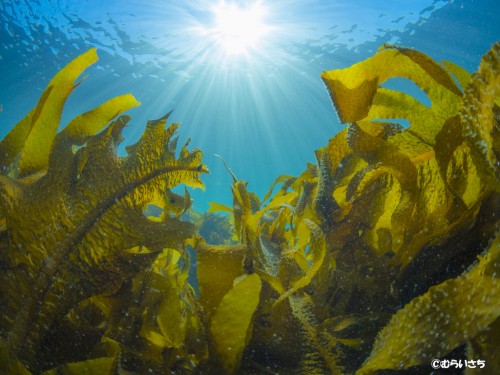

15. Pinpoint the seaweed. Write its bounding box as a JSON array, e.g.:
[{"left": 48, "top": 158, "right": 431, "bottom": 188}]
[
  {"left": 198, "top": 43, "right": 499, "bottom": 373},
  {"left": 358, "top": 234, "right": 500, "bottom": 374},
  {"left": 0, "top": 42, "right": 499, "bottom": 374},
  {"left": 0, "top": 49, "right": 208, "bottom": 373},
  {"left": 188, "top": 209, "right": 236, "bottom": 245}
]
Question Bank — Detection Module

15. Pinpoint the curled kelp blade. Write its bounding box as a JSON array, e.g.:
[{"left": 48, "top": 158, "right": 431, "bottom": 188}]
[
  {"left": 0, "top": 48, "right": 140, "bottom": 178},
  {"left": 321, "top": 45, "right": 462, "bottom": 144},
  {"left": 59, "top": 93, "right": 140, "bottom": 146},
  {"left": 0, "top": 49, "right": 98, "bottom": 176}
]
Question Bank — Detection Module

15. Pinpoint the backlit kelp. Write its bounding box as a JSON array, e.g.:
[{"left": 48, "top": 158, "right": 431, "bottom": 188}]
[
  {"left": 199, "top": 43, "right": 499, "bottom": 374},
  {"left": 0, "top": 43, "right": 498, "bottom": 374},
  {"left": 0, "top": 49, "right": 209, "bottom": 373}
]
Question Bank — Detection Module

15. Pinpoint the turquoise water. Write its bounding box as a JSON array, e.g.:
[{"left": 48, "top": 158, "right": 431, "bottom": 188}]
[{"left": 0, "top": 0, "right": 499, "bottom": 211}]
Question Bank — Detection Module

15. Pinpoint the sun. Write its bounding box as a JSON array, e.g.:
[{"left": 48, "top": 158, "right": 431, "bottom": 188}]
[{"left": 209, "top": 1, "right": 270, "bottom": 56}]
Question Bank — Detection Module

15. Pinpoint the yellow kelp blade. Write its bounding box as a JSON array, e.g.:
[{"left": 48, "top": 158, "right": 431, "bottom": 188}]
[
  {"left": 246, "top": 191, "right": 297, "bottom": 235},
  {"left": 357, "top": 234, "right": 500, "bottom": 374},
  {"left": 321, "top": 45, "right": 462, "bottom": 144},
  {"left": 231, "top": 180, "right": 257, "bottom": 243},
  {"left": 347, "top": 122, "right": 418, "bottom": 189},
  {"left": 11, "top": 49, "right": 98, "bottom": 176},
  {"left": 262, "top": 174, "right": 296, "bottom": 202},
  {"left": 1, "top": 117, "right": 206, "bottom": 366},
  {"left": 59, "top": 93, "right": 140, "bottom": 145},
  {"left": 155, "top": 295, "right": 187, "bottom": 349},
  {"left": 210, "top": 273, "right": 262, "bottom": 373},
  {"left": 196, "top": 243, "right": 247, "bottom": 317},
  {"left": 208, "top": 201, "right": 233, "bottom": 214},
  {"left": 157, "top": 250, "right": 189, "bottom": 349},
  {"left": 442, "top": 60, "right": 471, "bottom": 91},
  {"left": 0, "top": 88, "right": 48, "bottom": 172},
  {"left": 124, "top": 118, "right": 208, "bottom": 192},
  {"left": 392, "top": 45, "right": 462, "bottom": 95}
]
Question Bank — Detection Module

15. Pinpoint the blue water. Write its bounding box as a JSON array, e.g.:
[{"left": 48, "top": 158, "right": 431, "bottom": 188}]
[{"left": 1, "top": 0, "right": 499, "bottom": 212}]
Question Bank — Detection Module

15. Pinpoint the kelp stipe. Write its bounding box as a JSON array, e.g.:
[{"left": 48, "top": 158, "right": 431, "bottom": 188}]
[{"left": 0, "top": 49, "right": 208, "bottom": 373}]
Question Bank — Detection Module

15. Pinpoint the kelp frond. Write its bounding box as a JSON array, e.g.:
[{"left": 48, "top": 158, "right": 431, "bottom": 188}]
[{"left": 0, "top": 49, "right": 208, "bottom": 372}]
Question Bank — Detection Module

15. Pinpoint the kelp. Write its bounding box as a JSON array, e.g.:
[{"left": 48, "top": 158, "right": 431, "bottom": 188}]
[
  {"left": 0, "top": 49, "right": 208, "bottom": 373},
  {"left": 1, "top": 42, "right": 499, "bottom": 374},
  {"left": 196, "top": 43, "right": 499, "bottom": 374},
  {"left": 358, "top": 233, "right": 500, "bottom": 374},
  {"left": 210, "top": 273, "right": 262, "bottom": 373},
  {"left": 189, "top": 209, "right": 236, "bottom": 245}
]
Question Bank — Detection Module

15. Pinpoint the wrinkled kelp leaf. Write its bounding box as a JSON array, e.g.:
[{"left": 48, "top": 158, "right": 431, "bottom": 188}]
[
  {"left": 0, "top": 49, "right": 140, "bottom": 177},
  {"left": 0, "top": 49, "right": 208, "bottom": 372},
  {"left": 319, "top": 43, "right": 500, "bottom": 268},
  {"left": 460, "top": 43, "right": 500, "bottom": 182},
  {"left": 442, "top": 60, "right": 472, "bottom": 91}
]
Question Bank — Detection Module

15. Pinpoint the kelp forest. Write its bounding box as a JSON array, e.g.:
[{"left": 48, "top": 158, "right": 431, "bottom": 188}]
[{"left": 0, "top": 42, "right": 499, "bottom": 374}]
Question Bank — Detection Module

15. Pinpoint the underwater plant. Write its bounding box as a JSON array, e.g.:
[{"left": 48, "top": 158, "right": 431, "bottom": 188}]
[
  {"left": 200, "top": 43, "right": 500, "bottom": 374},
  {"left": 0, "top": 49, "right": 208, "bottom": 373},
  {"left": 0, "top": 42, "right": 498, "bottom": 374}
]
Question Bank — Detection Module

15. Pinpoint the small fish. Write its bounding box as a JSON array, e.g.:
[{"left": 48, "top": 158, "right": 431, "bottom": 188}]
[{"left": 0, "top": 104, "right": 3, "bottom": 112}]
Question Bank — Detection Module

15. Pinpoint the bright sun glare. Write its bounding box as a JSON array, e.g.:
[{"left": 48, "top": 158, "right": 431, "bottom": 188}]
[{"left": 210, "top": 1, "right": 270, "bottom": 56}]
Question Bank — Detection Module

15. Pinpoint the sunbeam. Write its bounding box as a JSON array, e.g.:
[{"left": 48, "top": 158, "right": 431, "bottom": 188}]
[{"left": 208, "top": 1, "right": 271, "bottom": 56}]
